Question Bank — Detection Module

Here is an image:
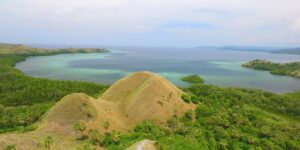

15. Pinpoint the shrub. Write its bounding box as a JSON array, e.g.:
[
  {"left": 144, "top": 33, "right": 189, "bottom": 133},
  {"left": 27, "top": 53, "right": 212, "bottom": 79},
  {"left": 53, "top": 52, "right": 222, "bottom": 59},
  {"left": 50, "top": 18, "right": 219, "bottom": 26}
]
[
  {"left": 195, "top": 105, "right": 211, "bottom": 118},
  {"left": 4, "top": 145, "right": 16, "bottom": 150},
  {"left": 73, "top": 120, "right": 87, "bottom": 139},
  {"left": 88, "top": 129, "right": 104, "bottom": 145},
  {"left": 181, "top": 93, "right": 191, "bottom": 103}
]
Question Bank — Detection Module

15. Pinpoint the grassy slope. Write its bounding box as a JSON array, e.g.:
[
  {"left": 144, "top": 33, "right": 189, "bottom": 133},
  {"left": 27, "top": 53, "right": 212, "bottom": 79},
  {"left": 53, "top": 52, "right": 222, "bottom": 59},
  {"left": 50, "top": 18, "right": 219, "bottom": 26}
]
[{"left": 242, "top": 59, "right": 300, "bottom": 78}]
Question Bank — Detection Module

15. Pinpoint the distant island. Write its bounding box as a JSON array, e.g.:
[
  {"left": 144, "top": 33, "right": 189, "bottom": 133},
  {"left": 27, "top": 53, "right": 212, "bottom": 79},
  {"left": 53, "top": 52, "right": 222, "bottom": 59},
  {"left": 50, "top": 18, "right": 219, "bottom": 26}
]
[
  {"left": 197, "top": 45, "right": 281, "bottom": 52},
  {"left": 196, "top": 45, "right": 300, "bottom": 55},
  {"left": 270, "top": 47, "right": 300, "bottom": 55},
  {"left": 242, "top": 59, "right": 300, "bottom": 78},
  {"left": 0, "top": 43, "right": 109, "bottom": 55}
]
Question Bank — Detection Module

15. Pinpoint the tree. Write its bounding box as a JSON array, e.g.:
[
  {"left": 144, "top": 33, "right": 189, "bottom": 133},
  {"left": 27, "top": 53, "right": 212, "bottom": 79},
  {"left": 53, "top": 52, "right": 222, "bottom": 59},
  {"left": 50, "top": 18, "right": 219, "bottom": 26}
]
[
  {"left": 111, "top": 130, "right": 121, "bottom": 144},
  {"left": 181, "top": 93, "right": 191, "bottom": 103},
  {"left": 103, "top": 121, "right": 110, "bottom": 133},
  {"left": 43, "top": 136, "right": 54, "bottom": 150},
  {"left": 73, "top": 120, "right": 86, "bottom": 139}
]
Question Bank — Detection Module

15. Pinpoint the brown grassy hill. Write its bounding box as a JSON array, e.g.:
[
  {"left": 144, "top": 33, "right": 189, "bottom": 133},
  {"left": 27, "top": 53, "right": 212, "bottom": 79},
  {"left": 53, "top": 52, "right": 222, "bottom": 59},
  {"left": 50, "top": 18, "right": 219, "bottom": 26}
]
[
  {"left": 41, "top": 71, "right": 194, "bottom": 134},
  {"left": 0, "top": 71, "right": 194, "bottom": 149},
  {"left": 101, "top": 71, "right": 193, "bottom": 124}
]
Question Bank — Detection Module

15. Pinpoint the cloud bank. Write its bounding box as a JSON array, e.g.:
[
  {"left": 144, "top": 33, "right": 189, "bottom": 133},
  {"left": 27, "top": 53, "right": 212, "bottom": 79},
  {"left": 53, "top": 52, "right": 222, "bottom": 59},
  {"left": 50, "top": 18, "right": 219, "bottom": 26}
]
[{"left": 0, "top": 0, "right": 299, "bottom": 46}]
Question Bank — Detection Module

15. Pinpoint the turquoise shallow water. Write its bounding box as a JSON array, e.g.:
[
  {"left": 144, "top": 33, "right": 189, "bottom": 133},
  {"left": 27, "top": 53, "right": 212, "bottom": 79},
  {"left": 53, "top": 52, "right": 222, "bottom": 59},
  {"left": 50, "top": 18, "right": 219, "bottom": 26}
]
[{"left": 16, "top": 47, "right": 300, "bottom": 93}]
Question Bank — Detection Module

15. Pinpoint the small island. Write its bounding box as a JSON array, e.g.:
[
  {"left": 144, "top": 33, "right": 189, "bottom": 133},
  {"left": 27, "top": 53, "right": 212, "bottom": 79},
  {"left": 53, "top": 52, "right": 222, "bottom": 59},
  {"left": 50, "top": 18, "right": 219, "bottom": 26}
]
[
  {"left": 242, "top": 59, "right": 300, "bottom": 78},
  {"left": 181, "top": 74, "right": 204, "bottom": 83}
]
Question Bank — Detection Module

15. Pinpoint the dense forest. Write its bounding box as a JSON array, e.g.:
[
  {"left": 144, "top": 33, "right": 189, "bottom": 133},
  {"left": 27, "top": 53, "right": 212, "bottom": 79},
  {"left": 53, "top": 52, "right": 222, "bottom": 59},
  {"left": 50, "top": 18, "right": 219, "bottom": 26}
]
[
  {"left": 242, "top": 59, "right": 300, "bottom": 78},
  {"left": 0, "top": 44, "right": 300, "bottom": 149},
  {"left": 0, "top": 46, "right": 108, "bottom": 133}
]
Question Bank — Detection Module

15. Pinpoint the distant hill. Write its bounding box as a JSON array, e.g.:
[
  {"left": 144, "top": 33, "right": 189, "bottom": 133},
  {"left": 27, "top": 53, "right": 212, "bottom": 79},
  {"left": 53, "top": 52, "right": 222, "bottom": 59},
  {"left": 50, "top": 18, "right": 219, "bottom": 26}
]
[
  {"left": 0, "top": 43, "right": 108, "bottom": 55},
  {"left": 196, "top": 45, "right": 280, "bottom": 52},
  {"left": 270, "top": 47, "right": 300, "bottom": 55},
  {"left": 197, "top": 45, "right": 300, "bottom": 55},
  {"left": 216, "top": 46, "right": 275, "bottom": 52}
]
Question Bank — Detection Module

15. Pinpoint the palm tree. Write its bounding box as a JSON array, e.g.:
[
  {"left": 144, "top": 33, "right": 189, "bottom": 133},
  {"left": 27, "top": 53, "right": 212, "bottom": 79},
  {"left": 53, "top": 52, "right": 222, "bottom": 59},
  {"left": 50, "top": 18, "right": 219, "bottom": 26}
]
[
  {"left": 73, "top": 120, "right": 86, "bottom": 139},
  {"left": 103, "top": 121, "right": 110, "bottom": 134}
]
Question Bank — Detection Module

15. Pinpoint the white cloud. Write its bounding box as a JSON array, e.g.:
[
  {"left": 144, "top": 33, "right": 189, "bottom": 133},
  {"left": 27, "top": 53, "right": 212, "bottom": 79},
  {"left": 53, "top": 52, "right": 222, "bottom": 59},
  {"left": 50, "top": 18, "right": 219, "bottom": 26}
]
[
  {"left": 292, "top": 18, "right": 300, "bottom": 31},
  {"left": 0, "top": 0, "right": 299, "bottom": 46}
]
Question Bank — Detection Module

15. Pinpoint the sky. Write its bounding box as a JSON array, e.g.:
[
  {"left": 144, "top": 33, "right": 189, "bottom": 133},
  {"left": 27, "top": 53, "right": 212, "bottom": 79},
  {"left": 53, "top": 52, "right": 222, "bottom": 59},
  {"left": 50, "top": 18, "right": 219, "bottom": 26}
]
[{"left": 0, "top": 0, "right": 300, "bottom": 47}]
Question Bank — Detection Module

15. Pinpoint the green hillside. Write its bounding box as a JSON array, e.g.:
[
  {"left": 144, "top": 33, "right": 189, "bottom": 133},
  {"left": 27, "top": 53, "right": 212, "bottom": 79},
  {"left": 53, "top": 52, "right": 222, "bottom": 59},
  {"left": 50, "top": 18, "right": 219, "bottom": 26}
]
[{"left": 0, "top": 44, "right": 108, "bottom": 133}]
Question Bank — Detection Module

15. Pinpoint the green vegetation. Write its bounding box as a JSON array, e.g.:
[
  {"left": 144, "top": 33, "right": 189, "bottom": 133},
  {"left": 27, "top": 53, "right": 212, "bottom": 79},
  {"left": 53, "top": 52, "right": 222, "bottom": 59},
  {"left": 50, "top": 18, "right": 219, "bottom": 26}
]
[
  {"left": 103, "top": 121, "right": 110, "bottom": 132},
  {"left": 88, "top": 129, "right": 104, "bottom": 145},
  {"left": 100, "top": 84, "right": 300, "bottom": 150},
  {"left": 242, "top": 59, "right": 300, "bottom": 78},
  {"left": 181, "top": 93, "right": 191, "bottom": 103},
  {"left": 4, "top": 145, "right": 16, "bottom": 150},
  {"left": 181, "top": 74, "right": 204, "bottom": 84},
  {"left": 73, "top": 120, "right": 87, "bottom": 139},
  {"left": 0, "top": 44, "right": 108, "bottom": 133}
]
